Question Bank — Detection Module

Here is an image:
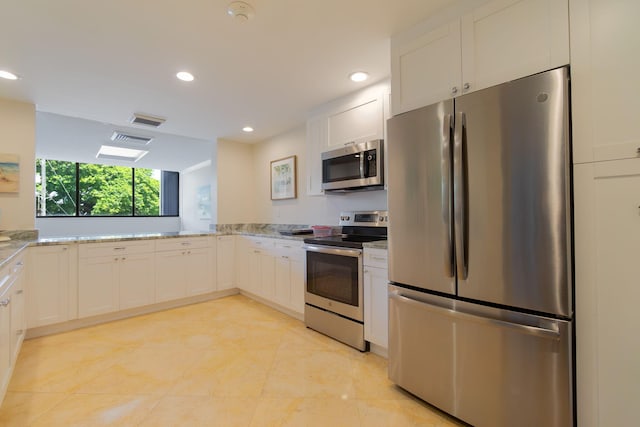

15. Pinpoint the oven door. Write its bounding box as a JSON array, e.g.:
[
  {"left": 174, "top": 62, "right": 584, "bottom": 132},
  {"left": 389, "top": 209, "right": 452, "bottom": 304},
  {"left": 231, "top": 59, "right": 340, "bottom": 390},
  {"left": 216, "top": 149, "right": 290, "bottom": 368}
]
[{"left": 304, "top": 244, "right": 363, "bottom": 322}]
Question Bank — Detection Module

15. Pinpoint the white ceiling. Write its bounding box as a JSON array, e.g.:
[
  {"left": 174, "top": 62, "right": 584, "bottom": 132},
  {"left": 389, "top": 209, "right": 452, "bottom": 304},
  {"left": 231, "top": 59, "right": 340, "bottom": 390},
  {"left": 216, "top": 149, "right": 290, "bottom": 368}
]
[{"left": 0, "top": 0, "right": 454, "bottom": 168}]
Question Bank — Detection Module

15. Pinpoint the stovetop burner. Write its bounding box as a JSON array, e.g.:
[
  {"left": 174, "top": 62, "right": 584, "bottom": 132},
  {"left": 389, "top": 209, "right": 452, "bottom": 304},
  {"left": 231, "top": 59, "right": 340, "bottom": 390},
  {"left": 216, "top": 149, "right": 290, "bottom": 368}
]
[
  {"left": 303, "top": 210, "right": 388, "bottom": 249},
  {"left": 303, "top": 234, "right": 386, "bottom": 249}
]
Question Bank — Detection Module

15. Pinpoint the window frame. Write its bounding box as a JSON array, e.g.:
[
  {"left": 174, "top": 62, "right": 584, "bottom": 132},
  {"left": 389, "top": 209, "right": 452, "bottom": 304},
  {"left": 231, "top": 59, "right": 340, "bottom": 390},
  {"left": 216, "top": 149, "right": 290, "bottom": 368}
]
[{"left": 35, "top": 159, "right": 180, "bottom": 218}]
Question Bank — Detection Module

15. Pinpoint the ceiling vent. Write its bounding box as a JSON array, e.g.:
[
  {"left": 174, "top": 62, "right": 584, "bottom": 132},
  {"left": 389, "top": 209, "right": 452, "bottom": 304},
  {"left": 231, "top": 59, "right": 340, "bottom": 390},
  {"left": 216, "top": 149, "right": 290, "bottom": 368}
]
[
  {"left": 129, "top": 113, "right": 166, "bottom": 128},
  {"left": 110, "top": 131, "right": 153, "bottom": 146}
]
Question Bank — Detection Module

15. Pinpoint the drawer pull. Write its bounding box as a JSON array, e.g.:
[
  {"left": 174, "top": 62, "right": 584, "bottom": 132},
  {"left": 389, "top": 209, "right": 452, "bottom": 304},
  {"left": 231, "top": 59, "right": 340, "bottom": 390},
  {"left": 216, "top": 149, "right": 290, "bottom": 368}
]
[
  {"left": 113, "top": 247, "right": 126, "bottom": 251},
  {"left": 370, "top": 256, "right": 387, "bottom": 262},
  {"left": 16, "top": 289, "right": 23, "bottom": 295},
  {"left": 181, "top": 242, "right": 191, "bottom": 246}
]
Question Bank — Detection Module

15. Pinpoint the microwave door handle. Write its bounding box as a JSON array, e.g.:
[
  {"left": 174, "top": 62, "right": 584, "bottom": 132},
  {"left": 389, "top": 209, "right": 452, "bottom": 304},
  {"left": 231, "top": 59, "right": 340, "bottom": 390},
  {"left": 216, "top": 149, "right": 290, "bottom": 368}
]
[{"left": 359, "top": 153, "right": 365, "bottom": 178}]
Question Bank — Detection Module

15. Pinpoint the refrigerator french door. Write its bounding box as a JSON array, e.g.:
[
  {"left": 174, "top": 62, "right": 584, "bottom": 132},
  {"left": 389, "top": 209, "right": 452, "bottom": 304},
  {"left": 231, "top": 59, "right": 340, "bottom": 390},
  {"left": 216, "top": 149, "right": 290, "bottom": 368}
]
[{"left": 387, "top": 66, "right": 574, "bottom": 427}]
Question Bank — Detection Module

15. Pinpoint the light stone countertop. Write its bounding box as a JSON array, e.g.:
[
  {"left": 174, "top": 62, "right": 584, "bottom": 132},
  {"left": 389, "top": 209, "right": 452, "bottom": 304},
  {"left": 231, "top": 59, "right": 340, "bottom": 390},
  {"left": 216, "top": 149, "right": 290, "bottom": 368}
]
[{"left": 0, "top": 225, "right": 386, "bottom": 270}]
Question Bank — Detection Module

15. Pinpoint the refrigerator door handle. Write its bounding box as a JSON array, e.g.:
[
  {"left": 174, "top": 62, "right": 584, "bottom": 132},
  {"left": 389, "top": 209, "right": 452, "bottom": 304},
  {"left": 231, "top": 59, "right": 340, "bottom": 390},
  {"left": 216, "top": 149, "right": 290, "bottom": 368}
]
[
  {"left": 389, "top": 291, "right": 561, "bottom": 340},
  {"left": 453, "top": 112, "right": 468, "bottom": 279},
  {"left": 442, "top": 113, "right": 454, "bottom": 277}
]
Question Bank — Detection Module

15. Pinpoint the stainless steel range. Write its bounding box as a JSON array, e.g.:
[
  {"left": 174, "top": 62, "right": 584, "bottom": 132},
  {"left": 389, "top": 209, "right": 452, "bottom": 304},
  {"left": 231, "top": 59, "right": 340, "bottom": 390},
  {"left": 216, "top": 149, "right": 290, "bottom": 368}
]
[{"left": 303, "top": 210, "right": 388, "bottom": 351}]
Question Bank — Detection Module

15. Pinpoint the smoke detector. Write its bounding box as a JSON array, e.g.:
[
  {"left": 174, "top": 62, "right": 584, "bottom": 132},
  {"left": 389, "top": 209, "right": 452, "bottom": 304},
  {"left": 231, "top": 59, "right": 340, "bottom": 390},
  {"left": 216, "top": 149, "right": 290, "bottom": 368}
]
[{"left": 227, "top": 1, "right": 255, "bottom": 21}]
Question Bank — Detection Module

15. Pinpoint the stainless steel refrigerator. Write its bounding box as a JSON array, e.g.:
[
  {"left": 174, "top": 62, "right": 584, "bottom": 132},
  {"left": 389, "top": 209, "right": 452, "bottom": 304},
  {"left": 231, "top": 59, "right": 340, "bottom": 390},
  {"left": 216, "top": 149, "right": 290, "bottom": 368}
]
[{"left": 387, "top": 66, "right": 574, "bottom": 427}]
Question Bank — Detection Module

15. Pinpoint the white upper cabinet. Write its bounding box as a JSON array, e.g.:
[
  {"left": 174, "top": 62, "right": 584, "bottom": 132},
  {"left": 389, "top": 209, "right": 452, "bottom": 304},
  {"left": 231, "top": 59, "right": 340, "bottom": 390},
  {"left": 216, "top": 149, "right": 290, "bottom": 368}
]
[
  {"left": 570, "top": 0, "right": 640, "bottom": 164},
  {"left": 391, "top": 20, "right": 462, "bottom": 115},
  {"left": 391, "top": 0, "right": 569, "bottom": 115},
  {"left": 327, "top": 96, "right": 384, "bottom": 148},
  {"left": 306, "top": 81, "right": 389, "bottom": 196},
  {"left": 460, "top": 0, "right": 569, "bottom": 95}
]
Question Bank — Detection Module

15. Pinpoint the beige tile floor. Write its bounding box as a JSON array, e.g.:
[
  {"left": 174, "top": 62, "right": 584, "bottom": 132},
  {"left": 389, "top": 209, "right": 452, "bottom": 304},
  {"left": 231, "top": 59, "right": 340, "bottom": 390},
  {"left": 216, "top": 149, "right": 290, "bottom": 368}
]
[{"left": 0, "top": 295, "right": 465, "bottom": 426}]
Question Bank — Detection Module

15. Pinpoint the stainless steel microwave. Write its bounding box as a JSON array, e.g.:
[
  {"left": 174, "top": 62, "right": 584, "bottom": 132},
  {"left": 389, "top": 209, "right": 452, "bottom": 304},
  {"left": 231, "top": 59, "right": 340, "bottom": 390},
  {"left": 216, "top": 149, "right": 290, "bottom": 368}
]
[{"left": 321, "top": 139, "right": 384, "bottom": 192}]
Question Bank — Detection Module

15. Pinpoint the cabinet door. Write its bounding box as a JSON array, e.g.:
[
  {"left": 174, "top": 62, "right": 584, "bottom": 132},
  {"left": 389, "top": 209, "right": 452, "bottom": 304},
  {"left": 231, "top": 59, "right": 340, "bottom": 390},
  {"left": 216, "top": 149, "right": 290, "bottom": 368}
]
[
  {"left": 247, "top": 249, "right": 262, "bottom": 296},
  {"left": 27, "top": 245, "right": 70, "bottom": 328},
  {"left": 589, "top": 159, "right": 640, "bottom": 426},
  {"left": 217, "top": 236, "right": 235, "bottom": 290},
  {"left": 274, "top": 255, "right": 291, "bottom": 308},
  {"left": 460, "top": 0, "right": 569, "bottom": 95},
  {"left": 0, "top": 285, "right": 11, "bottom": 398},
  {"left": 364, "top": 266, "right": 389, "bottom": 349},
  {"left": 289, "top": 258, "right": 305, "bottom": 314},
  {"left": 327, "top": 96, "right": 383, "bottom": 148},
  {"left": 119, "top": 252, "right": 155, "bottom": 310},
  {"left": 391, "top": 19, "right": 462, "bottom": 114},
  {"left": 78, "top": 256, "right": 119, "bottom": 318},
  {"left": 186, "top": 248, "right": 213, "bottom": 296},
  {"left": 10, "top": 259, "right": 26, "bottom": 362},
  {"left": 155, "top": 250, "right": 187, "bottom": 303},
  {"left": 258, "top": 252, "right": 276, "bottom": 299},
  {"left": 306, "top": 115, "right": 328, "bottom": 196},
  {"left": 570, "top": 0, "right": 640, "bottom": 163}
]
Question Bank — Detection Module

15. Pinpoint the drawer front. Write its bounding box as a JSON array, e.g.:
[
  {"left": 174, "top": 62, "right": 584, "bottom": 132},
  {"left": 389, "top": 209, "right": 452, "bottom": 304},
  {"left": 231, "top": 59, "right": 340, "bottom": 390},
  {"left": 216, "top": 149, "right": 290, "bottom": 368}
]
[
  {"left": 275, "top": 239, "right": 304, "bottom": 260},
  {"left": 364, "top": 248, "right": 388, "bottom": 268},
  {"left": 79, "top": 241, "right": 155, "bottom": 258},
  {"left": 155, "top": 237, "right": 209, "bottom": 252},
  {"left": 247, "top": 236, "right": 275, "bottom": 250}
]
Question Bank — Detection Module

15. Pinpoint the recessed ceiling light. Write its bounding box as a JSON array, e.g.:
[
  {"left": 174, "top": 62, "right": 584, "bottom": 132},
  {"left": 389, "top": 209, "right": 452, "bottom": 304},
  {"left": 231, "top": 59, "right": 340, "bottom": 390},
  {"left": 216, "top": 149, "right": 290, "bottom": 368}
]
[
  {"left": 349, "top": 71, "right": 369, "bottom": 82},
  {"left": 96, "top": 145, "right": 149, "bottom": 162},
  {"left": 176, "top": 71, "right": 194, "bottom": 82},
  {"left": 0, "top": 70, "right": 19, "bottom": 80},
  {"left": 242, "top": 126, "right": 254, "bottom": 132}
]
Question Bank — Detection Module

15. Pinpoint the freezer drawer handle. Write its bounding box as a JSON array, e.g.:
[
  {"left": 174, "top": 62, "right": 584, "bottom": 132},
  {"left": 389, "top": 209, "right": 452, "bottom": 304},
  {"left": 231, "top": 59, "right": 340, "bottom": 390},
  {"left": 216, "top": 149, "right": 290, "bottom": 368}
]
[{"left": 390, "top": 292, "right": 560, "bottom": 340}]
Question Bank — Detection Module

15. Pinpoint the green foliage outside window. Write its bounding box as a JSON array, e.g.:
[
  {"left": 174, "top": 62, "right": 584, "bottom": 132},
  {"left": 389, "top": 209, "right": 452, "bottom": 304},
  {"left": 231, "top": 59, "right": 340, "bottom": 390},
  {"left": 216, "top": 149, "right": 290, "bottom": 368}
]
[{"left": 36, "top": 159, "right": 170, "bottom": 217}]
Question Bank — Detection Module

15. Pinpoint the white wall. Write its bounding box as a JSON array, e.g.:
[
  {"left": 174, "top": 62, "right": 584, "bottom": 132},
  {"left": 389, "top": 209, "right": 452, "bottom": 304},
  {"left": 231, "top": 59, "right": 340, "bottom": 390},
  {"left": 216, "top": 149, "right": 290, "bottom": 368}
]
[
  {"left": 35, "top": 217, "right": 181, "bottom": 238},
  {"left": 181, "top": 160, "right": 214, "bottom": 231},
  {"left": 251, "top": 125, "right": 388, "bottom": 226},
  {"left": 0, "top": 98, "right": 36, "bottom": 230},
  {"left": 216, "top": 139, "right": 255, "bottom": 224}
]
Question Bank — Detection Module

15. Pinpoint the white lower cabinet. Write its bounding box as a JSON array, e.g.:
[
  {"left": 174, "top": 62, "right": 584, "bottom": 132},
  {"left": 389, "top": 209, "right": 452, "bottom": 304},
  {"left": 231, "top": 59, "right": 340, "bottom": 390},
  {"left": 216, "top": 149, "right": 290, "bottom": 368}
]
[
  {"left": 155, "top": 238, "right": 213, "bottom": 302},
  {"left": 216, "top": 235, "right": 234, "bottom": 290},
  {"left": 246, "top": 238, "right": 276, "bottom": 299},
  {"left": 27, "top": 245, "right": 71, "bottom": 328},
  {"left": 363, "top": 248, "right": 389, "bottom": 351},
  {"left": 78, "top": 241, "right": 155, "bottom": 317},
  {"left": 0, "top": 252, "right": 27, "bottom": 403},
  {"left": 274, "top": 240, "right": 305, "bottom": 314},
  {"left": 574, "top": 159, "right": 640, "bottom": 426}
]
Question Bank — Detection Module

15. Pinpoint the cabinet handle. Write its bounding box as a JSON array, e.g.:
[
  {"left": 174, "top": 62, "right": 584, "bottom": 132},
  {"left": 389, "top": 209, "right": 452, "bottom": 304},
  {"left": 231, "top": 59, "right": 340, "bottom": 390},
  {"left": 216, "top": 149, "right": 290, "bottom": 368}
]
[
  {"left": 62, "top": 247, "right": 68, "bottom": 251},
  {"left": 282, "top": 255, "right": 289, "bottom": 259},
  {"left": 181, "top": 242, "right": 191, "bottom": 246},
  {"left": 187, "top": 251, "right": 191, "bottom": 255},
  {"left": 636, "top": 147, "right": 640, "bottom": 154},
  {"left": 282, "top": 245, "right": 291, "bottom": 249},
  {"left": 114, "top": 247, "right": 126, "bottom": 251},
  {"left": 344, "top": 141, "right": 356, "bottom": 146},
  {"left": 0, "top": 298, "right": 10, "bottom": 307},
  {"left": 254, "top": 250, "right": 260, "bottom": 254},
  {"left": 463, "top": 82, "right": 471, "bottom": 92},
  {"left": 16, "top": 289, "right": 23, "bottom": 295},
  {"left": 114, "top": 257, "right": 119, "bottom": 261},
  {"left": 370, "top": 256, "right": 387, "bottom": 262},
  {"left": 16, "top": 261, "right": 24, "bottom": 266},
  {"left": 121, "top": 257, "right": 126, "bottom": 261},
  {"left": 364, "top": 269, "right": 369, "bottom": 274},
  {"left": 451, "top": 86, "right": 458, "bottom": 95}
]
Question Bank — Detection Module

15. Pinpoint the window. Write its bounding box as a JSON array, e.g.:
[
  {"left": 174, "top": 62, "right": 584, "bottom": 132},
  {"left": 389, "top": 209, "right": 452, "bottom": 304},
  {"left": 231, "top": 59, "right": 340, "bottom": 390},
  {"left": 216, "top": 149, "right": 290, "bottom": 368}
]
[{"left": 35, "top": 159, "right": 179, "bottom": 217}]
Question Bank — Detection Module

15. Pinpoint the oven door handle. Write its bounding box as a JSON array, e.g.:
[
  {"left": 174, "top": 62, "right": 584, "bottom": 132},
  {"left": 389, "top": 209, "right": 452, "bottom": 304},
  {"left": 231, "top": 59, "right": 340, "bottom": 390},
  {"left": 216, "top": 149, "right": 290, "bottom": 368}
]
[{"left": 303, "top": 244, "right": 362, "bottom": 258}]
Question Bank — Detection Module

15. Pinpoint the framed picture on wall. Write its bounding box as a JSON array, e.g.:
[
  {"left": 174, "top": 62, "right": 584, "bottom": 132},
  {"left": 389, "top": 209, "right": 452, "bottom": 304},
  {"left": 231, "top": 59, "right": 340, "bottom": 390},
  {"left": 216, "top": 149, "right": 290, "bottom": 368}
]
[
  {"left": 270, "top": 155, "right": 297, "bottom": 200},
  {"left": 0, "top": 154, "right": 19, "bottom": 193}
]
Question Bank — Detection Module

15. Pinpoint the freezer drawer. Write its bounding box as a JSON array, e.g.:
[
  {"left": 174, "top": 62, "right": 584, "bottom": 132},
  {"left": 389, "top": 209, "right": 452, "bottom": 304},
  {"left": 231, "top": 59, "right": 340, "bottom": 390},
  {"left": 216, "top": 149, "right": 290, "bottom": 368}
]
[{"left": 388, "top": 286, "right": 573, "bottom": 427}]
